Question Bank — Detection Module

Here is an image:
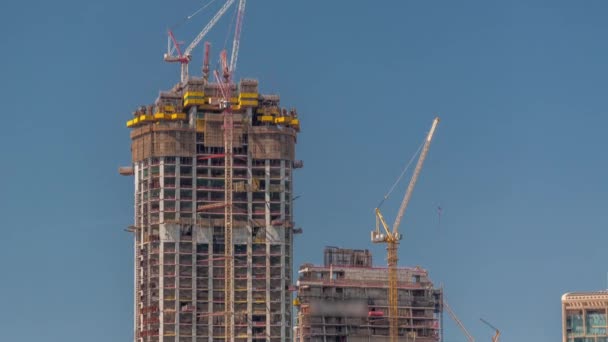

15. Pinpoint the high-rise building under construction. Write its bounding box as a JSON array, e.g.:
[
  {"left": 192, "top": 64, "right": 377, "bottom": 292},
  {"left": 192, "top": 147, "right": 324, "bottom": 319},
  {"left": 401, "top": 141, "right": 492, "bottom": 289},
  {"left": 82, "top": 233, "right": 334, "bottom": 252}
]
[{"left": 123, "top": 76, "right": 301, "bottom": 341}]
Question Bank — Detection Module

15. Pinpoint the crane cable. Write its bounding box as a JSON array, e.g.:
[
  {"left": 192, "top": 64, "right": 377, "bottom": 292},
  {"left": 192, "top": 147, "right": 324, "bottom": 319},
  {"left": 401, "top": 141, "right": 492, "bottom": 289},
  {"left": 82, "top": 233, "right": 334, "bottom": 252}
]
[
  {"left": 188, "top": 0, "right": 218, "bottom": 20},
  {"left": 171, "top": 0, "right": 218, "bottom": 30},
  {"left": 376, "top": 138, "right": 425, "bottom": 209},
  {"left": 207, "top": 1, "right": 238, "bottom": 74},
  {"left": 223, "top": 3, "right": 239, "bottom": 52}
]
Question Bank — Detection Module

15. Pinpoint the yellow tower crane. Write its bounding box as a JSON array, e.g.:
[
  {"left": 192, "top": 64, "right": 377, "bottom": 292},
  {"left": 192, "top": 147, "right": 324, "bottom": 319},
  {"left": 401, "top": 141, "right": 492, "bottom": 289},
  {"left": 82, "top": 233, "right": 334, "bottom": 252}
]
[
  {"left": 371, "top": 117, "right": 440, "bottom": 342},
  {"left": 481, "top": 318, "right": 501, "bottom": 342},
  {"left": 444, "top": 300, "right": 475, "bottom": 342}
]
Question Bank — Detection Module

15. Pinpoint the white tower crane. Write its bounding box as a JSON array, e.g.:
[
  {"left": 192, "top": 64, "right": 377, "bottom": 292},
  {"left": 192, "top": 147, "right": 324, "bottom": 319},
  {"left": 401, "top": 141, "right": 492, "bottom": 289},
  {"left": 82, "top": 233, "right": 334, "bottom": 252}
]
[{"left": 164, "top": 0, "right": 238, "bottom": 83}]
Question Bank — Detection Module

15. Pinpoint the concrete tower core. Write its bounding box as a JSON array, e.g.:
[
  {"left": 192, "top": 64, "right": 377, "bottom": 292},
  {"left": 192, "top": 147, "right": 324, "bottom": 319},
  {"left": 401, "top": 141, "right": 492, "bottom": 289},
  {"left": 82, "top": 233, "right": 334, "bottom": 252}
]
[{"left": 125, "top": 77, "right": 301, "bottom": 341}]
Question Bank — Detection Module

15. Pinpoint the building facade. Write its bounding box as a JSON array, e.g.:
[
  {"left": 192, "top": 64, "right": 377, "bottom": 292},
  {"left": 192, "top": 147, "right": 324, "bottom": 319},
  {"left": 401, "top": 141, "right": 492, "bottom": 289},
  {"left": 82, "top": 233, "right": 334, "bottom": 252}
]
[
  {"left": 125, "top": 77, "right": 301, "bottom": 341},
  {"left": 294, "top": 247, "right": 442, "bottom": 342},
  {"left": 562, "top": 291, "right": 608, "bottom": 342}
]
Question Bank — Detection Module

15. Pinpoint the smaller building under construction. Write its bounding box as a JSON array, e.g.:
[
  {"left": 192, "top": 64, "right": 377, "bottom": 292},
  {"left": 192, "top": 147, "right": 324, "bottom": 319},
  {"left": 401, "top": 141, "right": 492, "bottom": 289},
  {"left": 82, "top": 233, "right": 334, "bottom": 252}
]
[{"left": 294, "top": 247, "right": 442, "bottom": 342}]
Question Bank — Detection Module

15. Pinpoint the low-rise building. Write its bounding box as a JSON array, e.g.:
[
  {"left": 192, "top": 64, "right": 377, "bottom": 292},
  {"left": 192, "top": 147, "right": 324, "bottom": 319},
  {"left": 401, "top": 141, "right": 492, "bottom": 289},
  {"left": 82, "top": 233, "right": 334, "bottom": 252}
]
[
  {"left": 295, "top": 247, "right": 442, "bottom": 342},
  {"left": 562, "top": 291, "right": 608, "bottom": 342}
]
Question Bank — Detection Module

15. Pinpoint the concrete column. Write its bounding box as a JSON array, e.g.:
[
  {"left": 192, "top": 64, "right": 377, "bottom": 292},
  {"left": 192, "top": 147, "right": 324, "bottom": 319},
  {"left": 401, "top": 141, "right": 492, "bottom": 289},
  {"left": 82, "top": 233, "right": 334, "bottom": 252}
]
[
  {"left": 159, "top": 159, "right": 165, "bottom": 341},
  {"left": 265, "top": 160, "right": 271, "bottom": 342},
  {"left": 133, "top": 163, "right": 140, "bottom": 340},
  {"left": 280, "top": 160, "right": 286, "bottom": 342},
  {"left": 174, "top": 240, "right": 181, "bottom": 339},
  {"left": 247, "top": 143, "right": 253, "bottom": 342},
  {"left": 192, "top": 158, "right": 198, "bottom": 339},
  {"left": 175, "top": 158, "right": 181, "bottom": 221},
  {"left": 159, "top": 240, "right": 165, "bottom": 340},
  {"left": 159, "top": 159, "right": 165, "bottom": 223},
  {"left": 208, "top": 228, "right": 213, "bottom": 342},
  {"left": 193, "top": 142, "right": 198, "bottom": 226},
  {"left": 264, "top": 160, "right": 271, "bottom": 229}
]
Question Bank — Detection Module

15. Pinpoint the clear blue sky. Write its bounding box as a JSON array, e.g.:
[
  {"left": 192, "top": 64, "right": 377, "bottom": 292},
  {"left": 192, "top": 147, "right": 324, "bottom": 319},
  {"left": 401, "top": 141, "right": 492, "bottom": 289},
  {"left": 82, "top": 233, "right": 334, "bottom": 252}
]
[{"left": 1, "top": 0, "right": 607, "bottom": 340}]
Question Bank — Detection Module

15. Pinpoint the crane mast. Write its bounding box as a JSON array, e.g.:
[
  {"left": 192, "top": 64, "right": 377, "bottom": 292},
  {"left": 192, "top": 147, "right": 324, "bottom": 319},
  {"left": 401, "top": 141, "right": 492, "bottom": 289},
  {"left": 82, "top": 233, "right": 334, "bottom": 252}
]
[
  {"left": 371, "top": 117, "right": 440, "bottom": 342},
  {"left": 214, "top": 50, "right": 234, "bottom": 341},
  {"left": 202, "top": 42, "right": 211, "bottom": 81},
  {"left": 217, "top": 2, "right": 246, "bottom": 340},
  {"left": 223, "top": 71, "right": 235, "bottom": 342},
  {"left": 163, "top": 1, "right": 247, "bottom": 340}
]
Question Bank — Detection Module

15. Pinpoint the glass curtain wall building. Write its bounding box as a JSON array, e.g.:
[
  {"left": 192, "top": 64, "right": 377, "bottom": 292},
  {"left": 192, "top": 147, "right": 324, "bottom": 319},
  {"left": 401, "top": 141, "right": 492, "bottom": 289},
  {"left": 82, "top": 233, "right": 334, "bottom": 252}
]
[{"left": 562, "top": 291, "right": 608, "bottom": 342}]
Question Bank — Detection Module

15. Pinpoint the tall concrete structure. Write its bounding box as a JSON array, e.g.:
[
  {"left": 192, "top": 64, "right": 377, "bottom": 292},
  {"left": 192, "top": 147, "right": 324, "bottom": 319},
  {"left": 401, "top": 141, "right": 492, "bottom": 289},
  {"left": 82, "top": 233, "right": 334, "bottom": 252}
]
[
  {"left": 124, "top": 77, "right": 301, "bottom": 342},
  {"left": 294, "top": 247, "right": 442, "bottom": 342},
  {"left": 562, "top": 291, "right": 608, "bottom": 342}
]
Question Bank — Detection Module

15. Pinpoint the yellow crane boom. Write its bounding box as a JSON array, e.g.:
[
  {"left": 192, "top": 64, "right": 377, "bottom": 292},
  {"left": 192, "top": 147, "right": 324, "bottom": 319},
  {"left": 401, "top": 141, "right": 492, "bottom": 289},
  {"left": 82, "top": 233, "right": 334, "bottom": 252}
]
[
  {"left": 480, "top": 318, "right": 500, "bottom": 342},
  {"left": 444, "top": 300, "right": 475, "bottom": 342},
  {"left": 371, "top": 117, "right": 440, "bottom": 342}
]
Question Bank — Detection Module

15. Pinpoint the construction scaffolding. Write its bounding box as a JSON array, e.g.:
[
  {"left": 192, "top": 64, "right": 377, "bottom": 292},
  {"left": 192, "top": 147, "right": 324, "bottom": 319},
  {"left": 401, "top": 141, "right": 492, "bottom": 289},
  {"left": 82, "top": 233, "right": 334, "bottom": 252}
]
[
  {"left": 324, "top": 246, "right": 372, "bottom": 268},
  {"left": 295, "top": 247, "right": 442, "bottom": 342},
  {"left": 128, "top": 77, "right": 301, "bottom": 342}
]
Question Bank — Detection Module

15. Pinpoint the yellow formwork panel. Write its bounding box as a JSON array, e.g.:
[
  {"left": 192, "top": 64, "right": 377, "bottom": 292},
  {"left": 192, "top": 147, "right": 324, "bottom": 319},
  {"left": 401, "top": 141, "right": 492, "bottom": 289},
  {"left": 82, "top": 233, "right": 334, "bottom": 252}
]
[
  {"left": 183, "top": 91, "right": 204, "bottom": 98},
  {"left": 126, "top": 119, "right": 134, "bottom": 127},
  {"left": 239, "top": 99, "right": 258, "bottom": 107},
  {"left": 132, "top": 117, "right": 139, "bottom": 125},
  {"left": 291, "top": 118, "right": 301, "bottom": 131},
  {"left": 196, "top": 119, "right": 205, "bottom": 132},
  {"left": 238, "top": 92, "right": 258, "bottom": 99},
  {"left": 259, "top": 115, "right": 274, "bottom": 123},
  {"left": 184, "top": 91, "right": 206, "bottom": 108},
  {"left": 183, "top": 98, "right": 206, "bottom": 107},
  {"left": 171, "top": 113, "right": 187, "bottom": 120},
  {"left": 161, "top": 105, "right": 175, "bottom": 113},
  {"left": 274, "top": 116, "right": 289, "bottom": 124},
  {"left": 154, "top": 113, "right": 171, "bottom": 120},
  {"left": 138, "top": 115, "right": 154, "bottom": 123}
]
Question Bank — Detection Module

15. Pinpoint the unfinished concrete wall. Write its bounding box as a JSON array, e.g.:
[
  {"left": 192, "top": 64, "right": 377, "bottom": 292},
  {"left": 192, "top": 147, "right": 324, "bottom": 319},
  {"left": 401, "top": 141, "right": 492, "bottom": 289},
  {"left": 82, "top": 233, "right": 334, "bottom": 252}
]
[
  {"left": 131, "top": 125, "right": 195, "bottom": 162},
  {"left": 249, "top": 126, "right": 296, "bottom": 160}
]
